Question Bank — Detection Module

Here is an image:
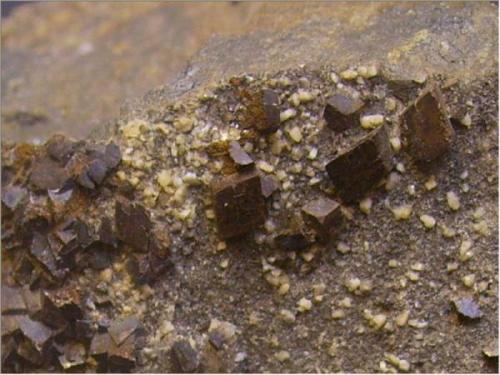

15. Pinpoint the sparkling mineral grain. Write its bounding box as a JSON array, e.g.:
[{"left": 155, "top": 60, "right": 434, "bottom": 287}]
[{"left": 326, "top": 125, "right": 393, "bottom": 202}]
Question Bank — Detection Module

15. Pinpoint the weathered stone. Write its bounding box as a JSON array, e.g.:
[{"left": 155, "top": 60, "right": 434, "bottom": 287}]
[
  {"left": 260, "top": 175, "right": 280, "bottom": 198},
  {"left": 208, "top": 331, "right": 226, "bottom": 351},
  {"left": 98, "top": 217, "right": 117, "bottom": 247},
  {"left": 29, "top": 232, "right": 68, "bottom": 282},
  {"left": 452, "top": 298, "right": 483, "bottom": 320},
  {"left": 108, "top": 334, "right": 136, "bottom": 372},
  {"left": 386, "top": 78, "right": 421, "bottom": 103},
  {"left": 1, "top": 334, "right": 18, "bottom": 368},
  {"left": 323, "top": 92, "right": 364, "bottom": 132},
  {"left": 149, "top": 226, "right": 171, "bottom": 259},
  {"left": 21, "top": 288, "right": 43, "bottom": 318},
  {"left": 87, "top": 158, "right": 108, "bottom": 185},
  {"left": 402, "top": 84, "right": 454, "bottom": 161},
  {"left": 115, "top": 197, "right": 151, "bottom": 251},
  {"left": 90, "top": 330, "right": 136, "bottom": 371},
  {"left": 171, "top": 340, "right": 199, "bottom": 373},
  {"left": 54, "top": 221, "right": 78, "bottom": 247},
  {"left": 76, "top": 168, "right": 97, "bottom": 189},
  {"left": 229, "top": 141, "right": 254, "bottom": 168},
  {"left": 275, "top": 232, "right": 312, "bottom": 251},
  {"left": 127, "top": 253, "right": 170, "bottom": 285},
  {"left": 212, "top": 170, "right": 267, "bottom": 239},
  {"left": 46, "top": 134, "right": 77, "bottom": 164},
  {"left": 326, "top": 125, "right": 393, "bottom": 202},
  {"left": 201, "top": 343, "right": 225, "bottom": 373},
  {"left": 47, "top": 183, "right": 75, "bottom": 212},
  {"left": 90, "top": 332, "right": 114, "bottom": 357},
  {"left": 57, "top": 341, "right": 86, "bottom": 370},
  {"left": 1, "top": 185, "right": 27, "bottom": 211},
  {"left": 242, "top": 89, "right": 281, "bottom": 133},
  {"left": 1, "top": 315, "right": 21, "bottom": 337},
  {"left": 16, "top": 315, "right": 53, "bottom": 352},
  {"left": 109, "top": 316, "right": 140, "bottom": 346},
  {"left": 16, "top": 335, "right": 45, "bottom": 365},
  {"left": 74, "top": 220, "right": 94, "bottom": 248},
  {"left": 104, "top": 142, "right": 122, "bottom": 169},
  {"left": 74, "top": 319, "right": 95, "bottom": 341},
  {"left": 302, "top": 197, "right": 342, "bottom": 241},
  {"left": 482, "top": 339, "right": 499, "bottom": 359},
  {"left": 1, "top": 285, "right": 27, "bottom": 315},
  {"left": 30, "top": 156, "right": 69, "bottom": 190}
]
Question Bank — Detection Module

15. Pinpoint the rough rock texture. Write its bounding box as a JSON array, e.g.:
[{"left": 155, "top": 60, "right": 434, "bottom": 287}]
[{"left": 1, "top": 2, "right": 498, "bottom": 374}]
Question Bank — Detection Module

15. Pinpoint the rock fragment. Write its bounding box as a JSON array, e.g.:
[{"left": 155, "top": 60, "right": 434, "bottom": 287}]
[
  {"left": 115, "top": 197, "right": 151, "bottom": 251},
  {"left": 260, "top": 175, "right": 280, "bottom": 198},
  {"left": 452, "top": 298, "right": 483, "bottom": 320},
  {"left": 90, "top": 332, "right": 136, "bottom": 371},
  {"left": 323, "top": 92, "right": 364, "bottom": 132},
  {"left": 1, "top": 285, "right": 27, "bottom": 315},
  {"left": 1, "top": 185, "right": 27, "bottom": 211},
  {"left": 46, "top": 134, "right": 77, "bottom": 164},
  {"left": 229, "top": 141, "right": 254, "bottom": 168},
  {"left": 2, "top": 315, "right": 21, "bottom": 337},
  {"left": 301, "top": 197, "right": 342, "bottom": 241},
  {"left": 275, "top": 232, "right": 311, "bottom": 251},
  {"left": 243, "top": 89, "right": 281, "bottom": 133},
  {"left": 402, "top": 85, "right": 454, "bottom": 161},
  {"left": 212, "top": 170, "right": 267, "bottom": 239},
  {"left": 482, "top": 339, "right": 498, "bottom": 359},
  {"left": 57, "top": 341, "right": 86, "bottom": 370},
  {"left": 108, "top": 316, "right": 140, "bottom": 346},
  {"left": 326, "top": 125, "right": 393, "bottom": 202},
  {"left": 29, "top": 232, "right": 68, "bottom": 282},
  {"left": 30, "top": 156, "right": 69, "bottom": 190},
  {"left": 16, "top": 315, "right": 53, "bottom": 352},
  {"left": 171, "top": 340, "right": 199, "bottom": 373}
]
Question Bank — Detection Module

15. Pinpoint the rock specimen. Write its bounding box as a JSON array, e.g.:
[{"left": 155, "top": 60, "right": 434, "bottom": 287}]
[
  {"left": 402, "top": 84, "right": 454, "bottom": 161},
  {"left": 212, "top": 170, "right": 266, "bottom": 239},
  {"left": 323, "top": 92, "right": 364, "bottom": 132},
  {"left": 302, "top": 197, "right": 342, "bottom": 241},
  {"left": 326, "top": 125, "right": 393, "bottom": 202}
]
